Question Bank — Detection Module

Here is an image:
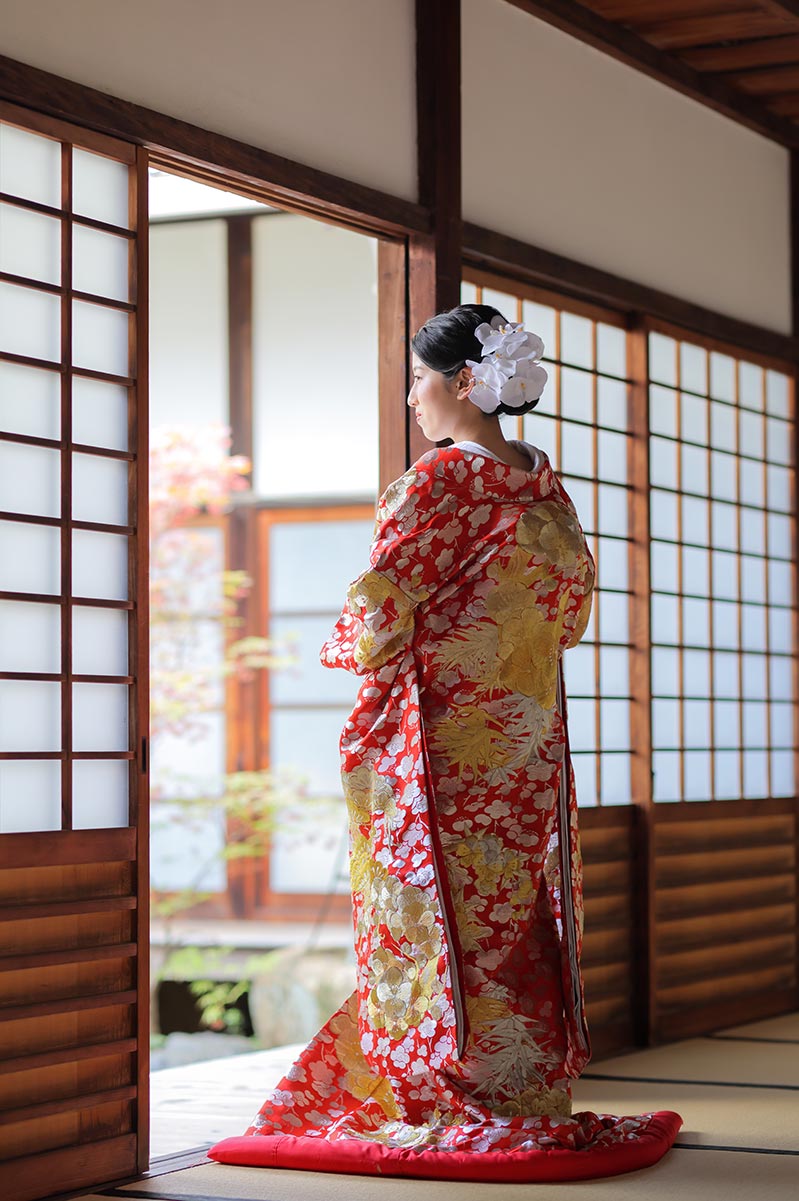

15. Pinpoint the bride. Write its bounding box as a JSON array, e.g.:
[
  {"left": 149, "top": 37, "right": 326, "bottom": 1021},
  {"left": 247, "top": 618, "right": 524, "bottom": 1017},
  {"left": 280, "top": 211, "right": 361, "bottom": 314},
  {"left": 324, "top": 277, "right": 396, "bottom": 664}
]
[{"left": 209, "top": 304, "right": 682, "bottom": 1182}]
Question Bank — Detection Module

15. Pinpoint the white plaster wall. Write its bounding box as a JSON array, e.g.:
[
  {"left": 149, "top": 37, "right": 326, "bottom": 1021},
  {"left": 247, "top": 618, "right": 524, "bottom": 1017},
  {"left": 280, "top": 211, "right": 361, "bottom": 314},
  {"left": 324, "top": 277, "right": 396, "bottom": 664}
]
[
  {"left": 463, "top": 0, "right": 791, "bottom": 335},
  {"left": 149, "top": 220, "right": 229, "bottom": 427},
  {"left": 251, "top": 212, "right": 379, "bottom": 499},
  {"left": 0, "top": 0, "right": 417, "bottom": 201}
]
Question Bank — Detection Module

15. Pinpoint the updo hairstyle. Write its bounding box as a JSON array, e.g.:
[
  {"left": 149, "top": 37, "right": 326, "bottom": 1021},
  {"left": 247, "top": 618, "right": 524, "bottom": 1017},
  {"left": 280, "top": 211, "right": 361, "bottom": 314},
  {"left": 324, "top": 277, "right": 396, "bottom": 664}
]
[{"left": 411, "top": 303, "right": 542, "bottom": 417}]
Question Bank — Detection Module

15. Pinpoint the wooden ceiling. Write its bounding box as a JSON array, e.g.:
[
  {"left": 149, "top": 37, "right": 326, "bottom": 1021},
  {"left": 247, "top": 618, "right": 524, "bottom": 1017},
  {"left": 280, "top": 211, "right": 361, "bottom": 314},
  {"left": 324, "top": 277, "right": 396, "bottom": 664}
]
[{"left": 509, "top": 2, "right": 799, "bottom": 146}]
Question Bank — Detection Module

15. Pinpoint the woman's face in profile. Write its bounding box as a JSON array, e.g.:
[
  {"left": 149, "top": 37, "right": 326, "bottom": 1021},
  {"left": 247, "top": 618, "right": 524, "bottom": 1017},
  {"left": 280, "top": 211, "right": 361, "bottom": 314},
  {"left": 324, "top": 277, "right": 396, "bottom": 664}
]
[{"left": 408, "top": 352, "right": 472, "bottom": 442}]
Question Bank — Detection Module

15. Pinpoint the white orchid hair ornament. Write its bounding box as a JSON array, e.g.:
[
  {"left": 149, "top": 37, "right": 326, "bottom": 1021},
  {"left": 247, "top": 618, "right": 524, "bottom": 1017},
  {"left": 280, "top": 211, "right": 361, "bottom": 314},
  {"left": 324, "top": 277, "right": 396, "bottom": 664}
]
[{"left": 465, "top": 316, "right": 548, "bottom": 414}]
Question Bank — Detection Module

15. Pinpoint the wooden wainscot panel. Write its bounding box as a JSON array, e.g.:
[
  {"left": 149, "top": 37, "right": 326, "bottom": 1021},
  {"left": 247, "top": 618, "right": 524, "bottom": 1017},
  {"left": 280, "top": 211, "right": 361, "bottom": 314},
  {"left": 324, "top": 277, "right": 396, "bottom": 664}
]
[
  {"left": 656, "top": 874, "right": 796, "bottom": 920},
  {"left": 0, "top": 1050, "right": 134, "bottom": 1113},
  {"left": 0, "top": 862, "right": 135, "bottom": 906},
  {"left": 656, "top": 843, "right": 795, "bottom": 887},
  {"left": 657, "top": 902, "right": 796, "bottom": 952},
  {"left": 0, "top": 911, "right": 135, "bottom": 958},
  {"left": 651, "top": 799, "right": 798, "bottom": 1041},
  {"left": 2, "top": 1134, "right": 137, "bottom": 1201},
  {"left": 579, "top": 806, "right": 636, "bottom": 1057},
  {"left": 0, "top": 1098, "right": 135, "bottom": 1165},
  {"left": 0, "top": 1001, "right": 135, "bottom": 1060},
  {"left": 0, "top": 956, "right": 137, "bottom": 1007},
  {"left": 657, "top": 933, "right": 796, "bottom": 988},
  {"left": 655, "top": 813, "right": 794, "bottom": 855},
  {"left": 658, "top": 962, "right": 796, "bottom": 1012},
  {"left": 0, "top": 828, "right": 136, "bottom": 871}
]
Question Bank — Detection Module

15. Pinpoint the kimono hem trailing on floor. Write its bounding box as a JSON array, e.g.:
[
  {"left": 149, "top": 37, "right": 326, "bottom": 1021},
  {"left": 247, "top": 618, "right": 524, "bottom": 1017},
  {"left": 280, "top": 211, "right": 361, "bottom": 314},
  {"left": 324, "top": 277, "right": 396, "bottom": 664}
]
[{"left": 209, "top": 443, "right": 682, "bottom": 1181}]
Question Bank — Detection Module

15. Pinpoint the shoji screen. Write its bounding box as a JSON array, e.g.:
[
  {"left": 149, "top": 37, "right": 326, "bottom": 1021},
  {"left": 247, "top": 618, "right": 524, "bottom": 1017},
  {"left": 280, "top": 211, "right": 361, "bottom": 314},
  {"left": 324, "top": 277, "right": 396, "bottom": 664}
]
[
  {"left": 645, "top": 322, "right": 798, "bottom": 1038},
  {"left": 647, "top": 330, "right": 796, "bottom": 804},
  {"left": 0, "top": 103, "right": 149, "bottom": 1200},
  {"left": 462, "top": 271, "right": 637, "bottom": 1055}
]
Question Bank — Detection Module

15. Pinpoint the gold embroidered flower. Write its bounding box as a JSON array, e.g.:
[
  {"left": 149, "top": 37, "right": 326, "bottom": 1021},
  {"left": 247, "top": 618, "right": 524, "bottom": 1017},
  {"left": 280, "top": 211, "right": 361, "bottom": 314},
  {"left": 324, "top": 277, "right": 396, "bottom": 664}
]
[
  {"left": 372, "top": 875, "right": 442, "bottom": 961},
  {"left": 388, "top": 893, "right": 441, "bottom": 959},
  {"left": 366, "top": 947, "right": 438, "bottom": 1038},
  {"left": 492, "top": 1085, "right": 572, "bottom": 1118},
  {"left": 376, "top": 470, "right": 417, "bottom": 523},
  {"left": 516, "top": 501, "right": 584, "bottom": 568},
  {"left": 450, "top": 834, "right": 521, "bottom": 898},
  {"left": 343, "top": 763, "right": 397, "bottom": 827}
]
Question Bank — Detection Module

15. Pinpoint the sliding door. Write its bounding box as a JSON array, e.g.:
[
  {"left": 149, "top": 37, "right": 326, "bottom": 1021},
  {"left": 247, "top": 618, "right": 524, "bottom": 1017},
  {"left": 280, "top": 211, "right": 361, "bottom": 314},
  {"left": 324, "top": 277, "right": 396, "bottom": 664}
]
[{"left": 0, "top": 102, "right": 149, "bottom": 1201}]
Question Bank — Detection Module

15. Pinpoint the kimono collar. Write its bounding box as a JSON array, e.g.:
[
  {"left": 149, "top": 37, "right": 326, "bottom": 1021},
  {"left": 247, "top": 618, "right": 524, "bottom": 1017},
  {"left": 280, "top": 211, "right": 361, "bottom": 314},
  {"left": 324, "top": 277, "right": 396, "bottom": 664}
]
[{"left": 421, "top": 442, "right": 557, "bottom": 505}]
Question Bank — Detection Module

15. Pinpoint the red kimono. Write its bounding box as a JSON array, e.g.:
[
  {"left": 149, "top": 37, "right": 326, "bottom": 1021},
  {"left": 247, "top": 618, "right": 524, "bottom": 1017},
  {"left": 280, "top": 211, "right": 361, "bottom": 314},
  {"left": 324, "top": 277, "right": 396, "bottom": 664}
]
[{"left": 210, "top": 443, "right": 682, "bottom": 1181}]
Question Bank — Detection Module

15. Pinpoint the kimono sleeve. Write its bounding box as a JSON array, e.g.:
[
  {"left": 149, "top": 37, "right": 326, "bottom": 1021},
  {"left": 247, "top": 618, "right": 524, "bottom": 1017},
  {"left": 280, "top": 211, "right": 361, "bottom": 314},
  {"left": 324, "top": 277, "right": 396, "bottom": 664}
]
[
  {"left": 561, "top": 528, "right": 596, "bottom": 651},
  {"left": 543, "top": 472, "right": 596, "bottom": 654},
  {"left": 320, "top": 452, "right": 461, "bottom": 674},
  {"left": 563, "top": 567, "right": 595, "bottom": 649}
]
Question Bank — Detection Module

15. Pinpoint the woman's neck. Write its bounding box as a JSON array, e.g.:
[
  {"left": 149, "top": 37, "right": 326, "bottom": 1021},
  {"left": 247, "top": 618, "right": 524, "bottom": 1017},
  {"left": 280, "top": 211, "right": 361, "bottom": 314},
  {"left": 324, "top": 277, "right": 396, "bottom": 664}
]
[{"left": 448, "top": 417, "right": 515, "bottom": 459}]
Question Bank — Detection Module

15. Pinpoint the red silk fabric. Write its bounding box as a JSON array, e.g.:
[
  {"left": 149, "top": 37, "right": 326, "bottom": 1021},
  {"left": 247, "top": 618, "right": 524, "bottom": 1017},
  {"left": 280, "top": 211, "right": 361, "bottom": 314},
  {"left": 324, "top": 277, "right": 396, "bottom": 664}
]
[{"left": 209, "top": 445, "right": 682, "bottom": 1179}]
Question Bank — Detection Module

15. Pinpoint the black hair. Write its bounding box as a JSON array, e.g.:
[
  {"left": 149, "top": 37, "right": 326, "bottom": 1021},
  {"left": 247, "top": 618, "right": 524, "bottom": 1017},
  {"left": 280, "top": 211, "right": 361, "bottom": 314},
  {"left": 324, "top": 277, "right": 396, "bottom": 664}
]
[{"left": 411, "top": 303, "right": 542, "bottom": 417}]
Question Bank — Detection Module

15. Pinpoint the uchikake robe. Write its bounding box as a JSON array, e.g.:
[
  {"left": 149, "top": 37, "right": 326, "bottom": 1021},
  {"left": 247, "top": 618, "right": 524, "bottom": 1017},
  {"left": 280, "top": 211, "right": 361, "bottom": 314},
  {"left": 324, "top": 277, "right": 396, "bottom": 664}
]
[{"left": 209, "top": 444, "right": 682, "bottom": 1182}]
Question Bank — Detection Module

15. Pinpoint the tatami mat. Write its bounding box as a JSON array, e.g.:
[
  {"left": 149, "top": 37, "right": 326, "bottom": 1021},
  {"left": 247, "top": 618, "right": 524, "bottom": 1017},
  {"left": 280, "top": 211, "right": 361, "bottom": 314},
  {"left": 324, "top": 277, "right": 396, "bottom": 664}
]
[
  {"left": 709, "top": 1011, "right": 799, "bottom": 1043},
  {"left": 583, "top": 1034, "right": 799, "bottom": 1088},
  {"left": 71, "top": 1011, "right": 799, "bottom": 1200},
  {"left": 573, "top": 1077, "right": 798, "bottom": 1151},
  {"left": 96, "top": 1148, "right": 799, "bottom": 1200}
]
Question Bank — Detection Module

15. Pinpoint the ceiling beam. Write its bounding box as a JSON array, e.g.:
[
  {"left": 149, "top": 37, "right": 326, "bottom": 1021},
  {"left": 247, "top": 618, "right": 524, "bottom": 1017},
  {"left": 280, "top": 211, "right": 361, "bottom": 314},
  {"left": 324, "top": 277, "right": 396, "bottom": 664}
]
[
  {"left": 463, "top": 221, "right": 798, "bottom": 364},
  {"left": 505, "top": 0, "right": 799, "bottom": 147},
  {"left": 759, "top": 1, "right": 799, "bottom": 22}
]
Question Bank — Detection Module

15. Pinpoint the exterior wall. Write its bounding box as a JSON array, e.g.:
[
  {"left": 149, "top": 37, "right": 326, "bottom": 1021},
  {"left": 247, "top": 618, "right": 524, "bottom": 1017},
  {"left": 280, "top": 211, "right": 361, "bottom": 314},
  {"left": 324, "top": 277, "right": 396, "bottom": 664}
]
[
  {"left": 462, "top": 0, "right": 791, "bottom": 335},
  {"left": 0, "top": 0, "right": 417, "bottom": 201}
]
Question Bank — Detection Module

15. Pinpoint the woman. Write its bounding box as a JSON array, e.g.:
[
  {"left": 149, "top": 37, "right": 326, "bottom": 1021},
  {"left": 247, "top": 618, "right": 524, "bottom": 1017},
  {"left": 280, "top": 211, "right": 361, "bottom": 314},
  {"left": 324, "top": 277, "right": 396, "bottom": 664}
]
[{"left": 210, "top": 306, "right": 682, "bottom": 1181}]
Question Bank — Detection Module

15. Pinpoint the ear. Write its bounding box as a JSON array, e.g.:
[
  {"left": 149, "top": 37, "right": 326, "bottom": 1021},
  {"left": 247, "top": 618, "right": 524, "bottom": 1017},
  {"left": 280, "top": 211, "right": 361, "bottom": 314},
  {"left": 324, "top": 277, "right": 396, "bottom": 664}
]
[{"left": 456, "top": 366, "right": 475, "bottom": 398}]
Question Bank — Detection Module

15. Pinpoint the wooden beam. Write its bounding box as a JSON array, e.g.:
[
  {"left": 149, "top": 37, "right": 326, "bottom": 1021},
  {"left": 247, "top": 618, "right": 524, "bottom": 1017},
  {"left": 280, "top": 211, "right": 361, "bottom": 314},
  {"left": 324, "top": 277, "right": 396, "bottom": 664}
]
[
  {"left": 504, "top": 1, "right": 799, "bottom": 148},
  {"left": 0, "top": 53, "right": 430, "bottom": 239},
  {"left": 409, "top": 0, "right": 462, "bottom": 464},
  {"left": 463, "top": 222, "right": 799, "bottom": 365},
  {"left": 760, "top": 1, "right": 799, "bottom": 23},
  {"left": 640, "top": 11, "right": 796, "bottom": 53},
  {"left": 681, "top": 34, "right": 799, "bottom": 74}
]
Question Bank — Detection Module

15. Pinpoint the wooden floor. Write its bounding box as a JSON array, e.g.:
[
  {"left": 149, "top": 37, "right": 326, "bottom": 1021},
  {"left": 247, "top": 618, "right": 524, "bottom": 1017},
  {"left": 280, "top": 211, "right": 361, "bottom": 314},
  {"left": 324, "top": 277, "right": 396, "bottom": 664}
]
[
  {"left": 150, "top": 1042, "right": 305, "bottom": 1159},
  {"left": 81, "top": 1009, "right": 798, "bottom": 1198}
]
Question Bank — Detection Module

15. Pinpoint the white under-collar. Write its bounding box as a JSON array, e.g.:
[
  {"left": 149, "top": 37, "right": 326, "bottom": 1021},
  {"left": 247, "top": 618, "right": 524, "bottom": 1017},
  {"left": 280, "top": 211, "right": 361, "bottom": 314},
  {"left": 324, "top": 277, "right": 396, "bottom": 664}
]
[{"left": 451, "top": 439, "right": 543, "bottom": 471}]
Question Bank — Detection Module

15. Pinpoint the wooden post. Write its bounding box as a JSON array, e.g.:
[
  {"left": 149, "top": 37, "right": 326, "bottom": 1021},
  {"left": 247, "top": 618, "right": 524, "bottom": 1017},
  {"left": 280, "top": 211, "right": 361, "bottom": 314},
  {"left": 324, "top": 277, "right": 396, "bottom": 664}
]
[
  {"left": 790, "top": 147, "right": 799, "bottom": 1015},
  {"left": 627, "top": 314, "right": 655, "bottom": 1045},
  {"left": 225, "top": 214, "right": 257, "bottom": 916},
  {"left": 409, "top": 0, "right": 462, "bottom": 465},
  {"left": 227, "top": 214, "right": 254, "bottom": 466}
]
